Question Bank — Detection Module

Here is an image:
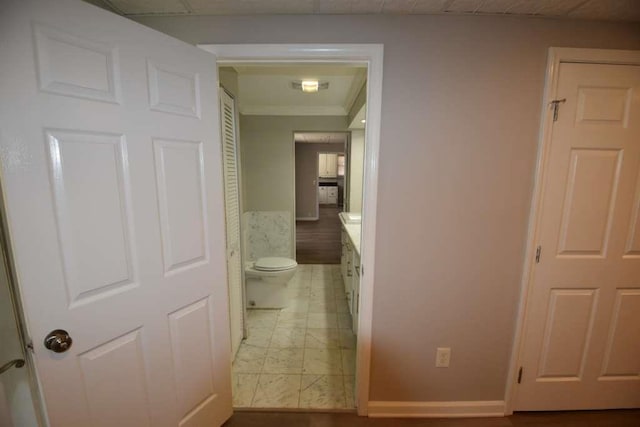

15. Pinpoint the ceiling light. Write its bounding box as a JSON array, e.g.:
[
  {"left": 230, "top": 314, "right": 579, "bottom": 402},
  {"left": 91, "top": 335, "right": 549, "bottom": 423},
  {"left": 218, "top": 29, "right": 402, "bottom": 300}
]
[
  {"left": 292, "top": 81, "right": 329, "bottom": 93},
  {"left": 301, "top": 80, "right": 319, "bottom": 93},
  {"left": 361, "top": 119, "right": 366, "bottom": 124}
]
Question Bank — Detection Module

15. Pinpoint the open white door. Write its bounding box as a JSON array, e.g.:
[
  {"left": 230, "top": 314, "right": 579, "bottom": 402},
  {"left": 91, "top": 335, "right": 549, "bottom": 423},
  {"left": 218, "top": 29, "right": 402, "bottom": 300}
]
[
  {"left": 516, "top": 62, "right": 640, "bottom": 410},
  {"left": 0, "top": 1, "right": 233, "bottom": 426}
]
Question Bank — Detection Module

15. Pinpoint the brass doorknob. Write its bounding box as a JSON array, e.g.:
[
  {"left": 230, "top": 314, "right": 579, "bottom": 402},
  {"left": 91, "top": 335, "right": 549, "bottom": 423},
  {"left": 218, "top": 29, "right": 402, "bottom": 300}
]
[{"left": 44, "top": 329, "right": 73, "bottom": 353}]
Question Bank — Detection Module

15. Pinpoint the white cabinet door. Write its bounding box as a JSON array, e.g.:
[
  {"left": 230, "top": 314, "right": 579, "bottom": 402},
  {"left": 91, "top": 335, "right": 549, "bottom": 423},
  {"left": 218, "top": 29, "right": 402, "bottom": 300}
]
[
  {"left": 327, "top": 187, "right": 338, "bottom": 204},
  {"left": 318, "top": 153, "right": 327, "bottom": 177},
  {"left": 318, "top": 186, "right": 328, "bottom": 204},
  {"left": 516, "top": 63, "right": 640, "bottom": 410},
  {"left": 0, "top": 1, "right": 232, "bottom": 425},
  {"left": 326, "top": 153, "right": 338, "bottom": 177}
]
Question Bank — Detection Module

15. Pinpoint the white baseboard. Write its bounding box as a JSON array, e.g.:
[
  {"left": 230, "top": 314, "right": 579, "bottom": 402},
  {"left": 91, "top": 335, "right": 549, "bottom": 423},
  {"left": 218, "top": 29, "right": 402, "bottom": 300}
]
[
  {"left": 296, "top": 216, "right": 318, "bottom": 221},
  {"left": 368, "top": 400, "right": 506, "bottom": 418}
]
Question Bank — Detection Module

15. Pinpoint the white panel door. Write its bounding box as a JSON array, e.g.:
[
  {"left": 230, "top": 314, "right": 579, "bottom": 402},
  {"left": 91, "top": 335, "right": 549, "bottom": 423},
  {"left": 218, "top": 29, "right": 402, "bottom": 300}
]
[
  {"left": 220, "top": 90, "right": 244, "bottom": 358},
  {"left": 516, "top": 63, "right": 640, "bottom": 410},
  {"left": 0, "top": 1, "right": 232, "bottom": 426}
]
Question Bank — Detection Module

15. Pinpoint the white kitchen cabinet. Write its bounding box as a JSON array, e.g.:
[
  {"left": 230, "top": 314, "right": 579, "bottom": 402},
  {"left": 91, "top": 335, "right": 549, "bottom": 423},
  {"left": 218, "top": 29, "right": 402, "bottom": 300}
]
[
  {"left": 318, "top": 186, "right": 328, "bottom": 204},
  {"left": 318, "top": 153, "right": 338, "bottom": 178},
  {"left": 319, "top": 185, "right": 337, "bottom": 205},
  {"left": 327, "top": 187, "right": 338, "bottom": 204}
]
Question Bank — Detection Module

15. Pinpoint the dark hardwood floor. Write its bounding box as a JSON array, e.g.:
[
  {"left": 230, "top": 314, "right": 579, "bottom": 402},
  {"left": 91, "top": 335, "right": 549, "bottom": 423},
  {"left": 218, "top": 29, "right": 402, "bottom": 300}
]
[
  {"left": 296, "top": 205, "right": 342, "bottom": 264},
  {"left": 225, "top": 409, "right": 640, "bottom": 427}
]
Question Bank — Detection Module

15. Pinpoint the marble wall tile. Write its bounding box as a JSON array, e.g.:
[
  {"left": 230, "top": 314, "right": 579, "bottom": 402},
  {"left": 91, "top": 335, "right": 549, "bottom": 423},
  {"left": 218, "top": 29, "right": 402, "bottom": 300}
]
[
  {"left": 270, "top": 328, "right": 306, "bottom": 348},
  {"left": 232, "top": 373, "right": 259, "bottom": 407},
  {"left": 299, "top": 375, "right": 346, "bottom": 409},
  {"left": 303, "top": 348, "right": 343, "bottom": 375},
  {"left": 243, "top": 211, "right": 292, "bottom": 260},
  {"left": 252, "top": 374, "right": 301, "bottom": 408},
  {"left": 263, "top": 347, "right": 304, "bottom": 374}
]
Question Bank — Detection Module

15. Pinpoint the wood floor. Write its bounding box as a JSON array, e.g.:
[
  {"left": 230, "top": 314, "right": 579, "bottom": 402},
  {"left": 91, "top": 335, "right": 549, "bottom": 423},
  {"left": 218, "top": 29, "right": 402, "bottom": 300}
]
[
  {"left": 296, "top": 206, "right": 342, "bottom": 264},
  {"left": 224, "top": 409, "right": 640, "bottom": 426}
]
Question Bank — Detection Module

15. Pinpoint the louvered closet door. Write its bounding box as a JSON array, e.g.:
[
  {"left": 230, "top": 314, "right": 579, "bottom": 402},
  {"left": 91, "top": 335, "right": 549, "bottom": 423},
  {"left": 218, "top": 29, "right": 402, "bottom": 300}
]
[{"left": 220, "top": 89, "right": 244, "bottom": 358}]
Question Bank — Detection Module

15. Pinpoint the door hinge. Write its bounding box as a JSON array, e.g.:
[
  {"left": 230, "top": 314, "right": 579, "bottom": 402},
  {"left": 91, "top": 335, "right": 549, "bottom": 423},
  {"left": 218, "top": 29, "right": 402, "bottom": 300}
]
[
  {"left": 360, "top": 265, "right": 364, "bottom": 276},
  {"left": 535, "top": 246, "right": 541, "bottom": 264},
  {"left": 550, "top": 98, "right": 566, "bottom": 122},
  {"left": 517, "top": 367, "right": 523, "bottom": 384}
]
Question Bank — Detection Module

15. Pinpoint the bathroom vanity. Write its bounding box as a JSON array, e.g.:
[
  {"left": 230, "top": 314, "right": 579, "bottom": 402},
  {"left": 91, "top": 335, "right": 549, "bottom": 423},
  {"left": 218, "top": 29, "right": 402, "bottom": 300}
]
[{"left": 339, "top": 212, "right": 361, "bottom": 335}]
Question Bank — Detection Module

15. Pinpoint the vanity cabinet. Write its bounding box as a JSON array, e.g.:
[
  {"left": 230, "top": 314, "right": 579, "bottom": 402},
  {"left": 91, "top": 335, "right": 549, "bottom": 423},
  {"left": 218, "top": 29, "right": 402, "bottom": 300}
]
[
  {"left": 341, "top": 227, "right": 360, "bottom": 335},
  {"left": 318, "top": 153, "right": 338, "bottom": 178}
]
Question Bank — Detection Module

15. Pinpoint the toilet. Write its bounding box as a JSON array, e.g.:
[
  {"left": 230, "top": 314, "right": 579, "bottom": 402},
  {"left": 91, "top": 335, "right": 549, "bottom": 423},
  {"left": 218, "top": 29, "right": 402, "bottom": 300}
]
[{"left": 245, "top": 257, "right": 298, "bottom": 308}]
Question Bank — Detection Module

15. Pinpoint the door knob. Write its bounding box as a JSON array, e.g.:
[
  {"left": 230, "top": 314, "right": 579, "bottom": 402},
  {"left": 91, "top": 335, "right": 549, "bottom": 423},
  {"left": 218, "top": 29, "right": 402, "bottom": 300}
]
[{"left": 44, "top": 329, "right": 73, "bottom": 353}]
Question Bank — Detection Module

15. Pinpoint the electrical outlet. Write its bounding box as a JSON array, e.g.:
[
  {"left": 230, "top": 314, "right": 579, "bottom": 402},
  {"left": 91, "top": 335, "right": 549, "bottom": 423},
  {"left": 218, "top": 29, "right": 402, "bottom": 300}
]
[{"left": 435, "top": 347, "right": 451, "bottom": 368}]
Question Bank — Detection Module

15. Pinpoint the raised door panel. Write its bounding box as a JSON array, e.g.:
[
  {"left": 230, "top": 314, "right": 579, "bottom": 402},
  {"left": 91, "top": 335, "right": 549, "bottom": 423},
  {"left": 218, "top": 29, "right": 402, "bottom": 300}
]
[
  {"left": 33, "top": 24, "right": 121, "bottom": 103},
  {"left": 537, "top": 289, "right": 598, "bottom": 380},
  {"left": 46, "top": 129, "right": 137, "bottom": 307},
  {"left": 557, "top": 149, "right": 622, "bottom": 257},
  {"left": 154, "top": 138, "right": 209, "bottom": 275},
  {"left": 600, "top": 289, "right": 640, "bottom": 379},
  {"left": 168, "top": 298, "right": 217, "bottom": 426},
  {"left": 78, "top": 329, "right": 151, "bottom": 427}
]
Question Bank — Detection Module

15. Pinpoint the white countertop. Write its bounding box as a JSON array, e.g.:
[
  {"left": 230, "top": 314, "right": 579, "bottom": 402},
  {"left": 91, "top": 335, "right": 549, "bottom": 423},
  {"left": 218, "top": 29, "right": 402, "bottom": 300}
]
[{"left": 339, "top": 212, "right": 361, "bottom": 257}]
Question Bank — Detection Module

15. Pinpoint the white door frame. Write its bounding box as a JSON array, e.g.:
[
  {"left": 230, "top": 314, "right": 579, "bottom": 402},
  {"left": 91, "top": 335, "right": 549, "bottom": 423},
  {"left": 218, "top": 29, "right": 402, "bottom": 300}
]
[
  {"left": 505, "top": 47, "right": 640, "bottom": 415},
  {"left": 198, "top": 44, "right": 383, "bottom": 416}
]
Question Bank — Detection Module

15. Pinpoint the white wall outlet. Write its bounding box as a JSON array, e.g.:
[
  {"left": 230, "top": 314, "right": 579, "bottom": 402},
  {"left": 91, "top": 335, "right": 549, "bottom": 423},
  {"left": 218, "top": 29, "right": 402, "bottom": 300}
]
[{"left": 435, "top": 347, "right": 451, "bottom": 368}]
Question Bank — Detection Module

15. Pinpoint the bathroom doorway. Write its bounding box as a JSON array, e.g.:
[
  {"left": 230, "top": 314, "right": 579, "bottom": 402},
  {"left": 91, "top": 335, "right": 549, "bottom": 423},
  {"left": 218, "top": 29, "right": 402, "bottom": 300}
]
[{"left": 218, "top": 63, "right": 362, "bottom": 410}]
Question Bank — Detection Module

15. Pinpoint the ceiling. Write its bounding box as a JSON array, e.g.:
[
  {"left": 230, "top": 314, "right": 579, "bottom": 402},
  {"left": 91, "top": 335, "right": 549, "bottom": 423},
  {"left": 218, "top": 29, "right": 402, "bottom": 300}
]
[
  {"left": 295, "top": 132, "right": 349, "bottom": 144},
  {"left": 231, "top": 65, "right": 367, "bottom": 116},
  {"left": 85, "top": 0, "right": 640, "bottom": 21}
]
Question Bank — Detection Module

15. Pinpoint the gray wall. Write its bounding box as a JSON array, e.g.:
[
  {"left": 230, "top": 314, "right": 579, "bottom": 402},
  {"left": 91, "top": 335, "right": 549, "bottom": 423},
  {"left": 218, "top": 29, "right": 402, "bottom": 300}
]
[
  {"left": 239, "top": 115, "right": 348, "bottom": 251},
  {"left": 134, "top": 14, "right": 640, "bottom": 403},
  {"left": 295, "top": 142, "right": 345, "bottom": 219}
]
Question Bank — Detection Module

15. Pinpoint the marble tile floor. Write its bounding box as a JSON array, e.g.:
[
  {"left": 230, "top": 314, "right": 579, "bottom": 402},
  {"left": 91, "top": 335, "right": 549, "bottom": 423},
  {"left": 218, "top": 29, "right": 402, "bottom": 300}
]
[{"left": 232, "top": 264, "right": 356, "bottom": 410}]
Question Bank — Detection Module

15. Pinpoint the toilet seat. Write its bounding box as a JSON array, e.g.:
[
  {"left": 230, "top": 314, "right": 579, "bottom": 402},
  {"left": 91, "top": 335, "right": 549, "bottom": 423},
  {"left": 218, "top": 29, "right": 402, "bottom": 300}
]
[{"left": 253, "top": 257, "right": 297, "bottom": 272}]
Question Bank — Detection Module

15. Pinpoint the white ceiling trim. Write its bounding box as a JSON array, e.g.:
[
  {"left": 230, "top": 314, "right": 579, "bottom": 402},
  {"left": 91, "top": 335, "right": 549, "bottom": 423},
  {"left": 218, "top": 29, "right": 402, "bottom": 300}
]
[
  {"left": 343, "top": 69, "right": 367, "bottom": 115},
  {"left": 89, "top": 0, "right": 640, "bottom": 22},
  {"left": 239, "top": 105, "right": 349, "bottom": 116}
]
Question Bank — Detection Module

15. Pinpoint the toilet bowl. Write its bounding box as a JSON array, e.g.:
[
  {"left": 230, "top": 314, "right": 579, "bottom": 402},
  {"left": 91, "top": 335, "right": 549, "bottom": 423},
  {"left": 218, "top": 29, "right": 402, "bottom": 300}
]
[{"left": 245, "top": 257, "right": 297, "bottom": 308}]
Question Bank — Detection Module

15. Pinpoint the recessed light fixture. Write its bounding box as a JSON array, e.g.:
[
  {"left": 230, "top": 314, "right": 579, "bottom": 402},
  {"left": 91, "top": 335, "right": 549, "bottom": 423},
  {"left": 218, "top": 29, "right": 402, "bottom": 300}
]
[
  {"left": 302, "top": 80, "right": 319, "bottom": 93},
  {"left": 292, "top": 80, "right": 329, "bottom": 93},
  {"left": 361, "top": 119, "right": 366, "bottom": 124}
]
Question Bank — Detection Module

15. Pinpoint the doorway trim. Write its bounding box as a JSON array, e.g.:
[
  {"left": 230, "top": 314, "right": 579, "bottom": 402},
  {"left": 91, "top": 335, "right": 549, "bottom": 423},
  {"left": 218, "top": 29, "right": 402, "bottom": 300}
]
[
  {"left": 199, "top": 44, "right": 383, "bottom": 416},
  {"left": 504, "top": 47, "right": 640, "bottom": 415}
]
